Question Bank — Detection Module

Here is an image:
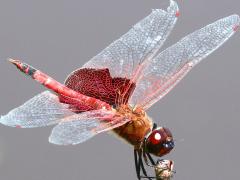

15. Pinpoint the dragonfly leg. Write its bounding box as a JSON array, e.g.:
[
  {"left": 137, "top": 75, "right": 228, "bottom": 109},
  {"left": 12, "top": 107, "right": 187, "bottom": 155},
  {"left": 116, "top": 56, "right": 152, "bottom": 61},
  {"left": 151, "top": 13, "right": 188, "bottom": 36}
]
[
  {"left": 146, "top": 152, "right": 156, "bottom": 166},
  {"left": 138, "top": 150, "right": 153, "bottom": 180},
  {"left": 134, "top": 149, "right": 141, "bottom": 180},
  {"left": 142, "top": 150, "right": 156, "bottom": 167}
]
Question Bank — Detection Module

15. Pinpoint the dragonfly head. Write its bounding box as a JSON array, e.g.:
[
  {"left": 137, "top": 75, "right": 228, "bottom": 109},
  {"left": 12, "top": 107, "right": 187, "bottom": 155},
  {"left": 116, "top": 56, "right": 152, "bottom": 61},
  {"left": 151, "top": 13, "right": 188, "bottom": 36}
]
[{"left": 144, "top": 126, "right": 174, "bottom": 157}]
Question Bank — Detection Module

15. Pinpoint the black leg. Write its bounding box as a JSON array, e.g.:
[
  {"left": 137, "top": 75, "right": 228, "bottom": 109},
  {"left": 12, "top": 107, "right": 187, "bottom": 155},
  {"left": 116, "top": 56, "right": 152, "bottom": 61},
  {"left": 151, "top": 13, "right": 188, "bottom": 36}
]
[
  {"left": 138, "top": 150, "right": 153, "bottom": 180},
  {"left": 134, "top": 149, "right": 141, "bottom": 180},
  {"left": 142, "top": 150, "right": 156, "bottom": 167},
  {"left": 143, "top": 151, "right": 152, "bottom": 167},
  {"left": 146, "top": 152, "right": 156, "bottom": 166}
]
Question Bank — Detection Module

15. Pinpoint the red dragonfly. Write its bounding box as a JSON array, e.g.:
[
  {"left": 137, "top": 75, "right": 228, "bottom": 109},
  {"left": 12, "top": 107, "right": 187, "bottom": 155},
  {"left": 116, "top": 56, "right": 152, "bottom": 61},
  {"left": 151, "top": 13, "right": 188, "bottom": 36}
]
[{"left": 0, "top": 0, "right": 239, "bottom": 179}]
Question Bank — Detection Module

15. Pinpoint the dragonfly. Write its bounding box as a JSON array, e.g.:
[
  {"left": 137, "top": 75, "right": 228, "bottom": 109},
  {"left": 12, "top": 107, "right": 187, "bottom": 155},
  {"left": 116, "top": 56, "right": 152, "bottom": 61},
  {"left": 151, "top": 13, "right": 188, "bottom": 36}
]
[{"left": 0, "top": 0, "right": 239, "bottom": 179}]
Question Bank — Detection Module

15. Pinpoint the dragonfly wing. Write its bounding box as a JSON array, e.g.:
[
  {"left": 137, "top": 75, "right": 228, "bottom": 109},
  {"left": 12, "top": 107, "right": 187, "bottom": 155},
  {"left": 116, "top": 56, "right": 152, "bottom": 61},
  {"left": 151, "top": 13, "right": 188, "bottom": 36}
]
[
  {"left": 49, "top": 110, "right": 130, "bottom": 145},
  {"left": 130, "top": 15, "right": 240, "bottom": 109},
  {"left": 0, "top": 91, "right": 74, "bottom": 128},
  {"left": 69, "top": 0, "right": 179, "bottom": 79}
]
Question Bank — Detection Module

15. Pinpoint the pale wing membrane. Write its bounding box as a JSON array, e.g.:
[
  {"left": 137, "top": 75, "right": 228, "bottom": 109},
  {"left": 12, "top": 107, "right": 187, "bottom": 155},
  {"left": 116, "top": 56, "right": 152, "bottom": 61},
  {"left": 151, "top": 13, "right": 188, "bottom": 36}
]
[
  {"left": 130, "top": 15, "right": 240, "bottom": 109},
  {"left": 49, "top": 110, "right": 129, "bottom": 145},
  {"left": 77, "top": 0, "right": 179, "bottom": 79},
  {"left": 0, "top": 91, "right": 74, "bottom": 128}
]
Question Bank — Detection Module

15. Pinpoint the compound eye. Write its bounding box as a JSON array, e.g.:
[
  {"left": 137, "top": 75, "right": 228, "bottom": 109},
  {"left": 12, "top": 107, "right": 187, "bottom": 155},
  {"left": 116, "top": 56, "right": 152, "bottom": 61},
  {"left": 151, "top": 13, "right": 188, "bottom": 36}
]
[
  {"left": 145, "top": 127, "right": 174, "bottom": 157},
  {"left": 149, "top": 131, "right": 162, "bottom": 145}
]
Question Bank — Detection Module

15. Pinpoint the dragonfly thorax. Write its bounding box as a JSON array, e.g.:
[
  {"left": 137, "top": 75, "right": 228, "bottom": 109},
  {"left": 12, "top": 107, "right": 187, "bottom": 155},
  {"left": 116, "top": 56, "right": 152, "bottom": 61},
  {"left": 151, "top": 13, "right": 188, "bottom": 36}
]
[{"left": 113, "top": 105, "right": 153, "bottom": 146}]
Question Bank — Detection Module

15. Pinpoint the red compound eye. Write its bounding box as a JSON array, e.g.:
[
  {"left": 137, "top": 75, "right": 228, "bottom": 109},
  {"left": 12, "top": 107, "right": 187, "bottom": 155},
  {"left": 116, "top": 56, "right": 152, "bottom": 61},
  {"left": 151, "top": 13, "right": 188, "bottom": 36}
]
[
  {"left": 145, "top": 127, "right": 174, "bottom": 157},
  {"left": 149, "top": 130, "right": 162, "bottom": 145}
]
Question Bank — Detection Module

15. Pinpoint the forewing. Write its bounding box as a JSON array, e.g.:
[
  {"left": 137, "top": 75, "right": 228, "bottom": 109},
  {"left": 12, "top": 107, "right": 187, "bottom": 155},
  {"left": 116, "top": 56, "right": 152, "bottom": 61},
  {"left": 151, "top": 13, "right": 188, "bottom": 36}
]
[
  {"left": 130, "top": 15, "right": 240, "bottom": 109},
  {"left": 0, "top": 91, "right": 74, "bottom": 128},
  {"left": 69, "top": 0, "right": 179, "bottom": 79},
  {"left": 49, "top": 110, "right": 130, "bottom": 145}
]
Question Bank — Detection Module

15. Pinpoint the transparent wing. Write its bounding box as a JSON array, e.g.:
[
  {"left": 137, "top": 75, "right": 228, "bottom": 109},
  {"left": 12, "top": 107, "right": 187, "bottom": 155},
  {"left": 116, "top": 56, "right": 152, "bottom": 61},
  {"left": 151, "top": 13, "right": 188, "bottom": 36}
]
[
  {"left": 130, "top": 14, "right": 240, "bottom": 109},
  {"left": 69, "top": 0, "right": 179, "bottom": 80},
  {"left": 0, "top": 91, "right": 74, "bottom": 128},
  {"left": 49, "top": 110, "right": 130, "bottom": 145}
]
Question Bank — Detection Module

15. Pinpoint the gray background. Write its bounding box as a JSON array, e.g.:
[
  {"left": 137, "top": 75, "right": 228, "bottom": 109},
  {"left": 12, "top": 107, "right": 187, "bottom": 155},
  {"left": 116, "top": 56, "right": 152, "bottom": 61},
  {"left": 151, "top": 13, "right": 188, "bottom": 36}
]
[{"left": 0, "top": 0, "right": 239, "bottom": 180}]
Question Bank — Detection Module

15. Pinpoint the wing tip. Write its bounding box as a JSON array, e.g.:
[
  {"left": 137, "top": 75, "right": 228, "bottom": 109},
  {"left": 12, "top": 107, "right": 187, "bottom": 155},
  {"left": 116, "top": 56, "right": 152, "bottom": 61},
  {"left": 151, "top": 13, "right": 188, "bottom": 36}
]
[
  {"left": 0, "top": 115, "right": 8, "bottom": 125},
  {"left": 152, "top": 0, "right": 179, "bottom": 17},
  {"left": 222, "top": 14, "right": 240, "bottom": 32},
  {"left": 48, "top": 136, "right": 81, "bottom": 146},
  {"left": 0, "top": 115, "right": 17, "bottom": 128},
  {"left": 230, "top": 14, "right": 240, "bottom": 21},
  {"left": 7, "top": 57, "right": 14, "bottom": 62},
  {"left": 231, "top": 14, "right": 240, "bottom": 32},
  {"left": 169, "top": 0, "right": 179, "bottom": 16},
  {"left": 48, "top": 136, "right": 67, "bottom": 145}
]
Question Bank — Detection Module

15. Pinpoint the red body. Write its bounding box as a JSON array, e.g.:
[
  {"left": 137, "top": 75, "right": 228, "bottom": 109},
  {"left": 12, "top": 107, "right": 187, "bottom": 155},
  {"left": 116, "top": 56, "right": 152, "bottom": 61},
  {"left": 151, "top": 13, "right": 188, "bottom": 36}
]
[{"left": 9, "top": 59, "right": 112, "bottom": 111}]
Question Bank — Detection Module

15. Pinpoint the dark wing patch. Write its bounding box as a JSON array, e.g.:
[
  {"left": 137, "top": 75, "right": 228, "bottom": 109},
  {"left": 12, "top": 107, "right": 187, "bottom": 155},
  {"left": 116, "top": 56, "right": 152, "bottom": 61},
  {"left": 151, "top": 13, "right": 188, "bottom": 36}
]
[{"left": 64, "top": 68, "right": 135, "bottom": 108}]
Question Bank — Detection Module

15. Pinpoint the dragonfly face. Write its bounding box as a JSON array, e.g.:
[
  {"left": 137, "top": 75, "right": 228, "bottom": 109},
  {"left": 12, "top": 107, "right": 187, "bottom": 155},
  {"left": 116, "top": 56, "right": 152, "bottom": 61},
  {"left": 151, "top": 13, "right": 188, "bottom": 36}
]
[{"left": 144, "top": 127, "right": 174, "bottom": 157}]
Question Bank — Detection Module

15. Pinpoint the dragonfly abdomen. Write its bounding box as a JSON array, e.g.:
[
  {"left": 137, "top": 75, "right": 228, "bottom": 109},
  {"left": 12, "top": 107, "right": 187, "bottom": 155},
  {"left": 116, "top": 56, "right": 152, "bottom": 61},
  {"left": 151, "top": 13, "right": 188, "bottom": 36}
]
[{"left": 8, "top": 59, "right": 112, "bottom": 111}]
